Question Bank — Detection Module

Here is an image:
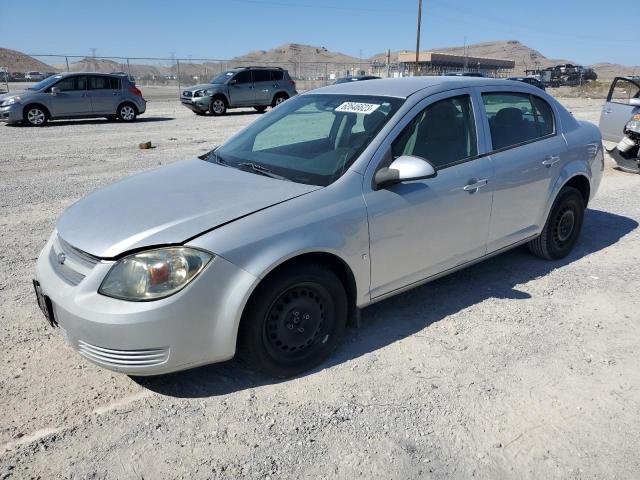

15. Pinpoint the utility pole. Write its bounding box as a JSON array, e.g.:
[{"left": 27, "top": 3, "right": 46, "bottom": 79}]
[
  {"left": 463, "top": 36, "right": 468, "bottom": 72},
  {"left": 415, "top": 0, "right": 423, "bottom": 76}
]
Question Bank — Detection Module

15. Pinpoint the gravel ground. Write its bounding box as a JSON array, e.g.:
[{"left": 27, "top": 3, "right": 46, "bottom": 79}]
[{"left": 1, "top": 97, "right": 639, "bottom": 479}]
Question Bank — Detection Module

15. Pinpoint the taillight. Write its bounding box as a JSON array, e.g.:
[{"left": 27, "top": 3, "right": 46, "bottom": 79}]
[
  {"left": 289, "top": 79, "right": 296, "bottom": 87},
  {"left": 128, "top": 86, "right": 143, "bottom": 97}
]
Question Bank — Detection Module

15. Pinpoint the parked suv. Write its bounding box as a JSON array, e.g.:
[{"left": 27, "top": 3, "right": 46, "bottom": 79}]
[
  {"left": 0, "top": 72, "right": 146, "bottom": 126},
  {"left": 180, "top": 67, "right": 297, "bottom": 116}
]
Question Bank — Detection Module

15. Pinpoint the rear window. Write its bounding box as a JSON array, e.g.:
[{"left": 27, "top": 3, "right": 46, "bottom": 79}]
[
  {"left": 253, "top": 70, "right": 271, "bottom": 82},
  {"left": 482, "top": 92, "right": 554, "bottom": 150},
  {"left": 272, "top": 70, "right": 284, "bottom": 81},
  {"left": 89, "top": 76, "right": 120, "bottom": 89}
]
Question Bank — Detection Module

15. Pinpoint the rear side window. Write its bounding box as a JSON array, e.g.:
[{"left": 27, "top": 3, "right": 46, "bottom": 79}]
[
  {"left": 253, "top": 70, "right": 270, "bottom": 82},
  {"left": 89, "top": 76, "right": 120, "bottom": 89},
  {"left": 233, "top": 71, "right": 252, "bottom": 84},
  {"left": 54, "top": 76, "right": 87, "bottom": 91},
  {"left": 608, "top": 78, "right": 640, "bottom": 105},
  {"left": 392, "top": 95, "right": 478, "bottom": 169},
  {"left": 271, "top": 70, "right": 284, "bottom": 81},
  {"left": 482, "top": 92, "right": 554, "bottom": 150}
]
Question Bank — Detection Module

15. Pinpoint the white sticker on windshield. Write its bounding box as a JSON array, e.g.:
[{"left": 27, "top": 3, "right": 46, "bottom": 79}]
[{"left": 335, "top": 102, "right": 381, "bottom": 115}]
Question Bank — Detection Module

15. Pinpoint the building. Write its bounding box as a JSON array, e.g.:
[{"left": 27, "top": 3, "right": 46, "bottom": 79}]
[{"left": 397, "top": 51, "right": 515, "bottom": 77}]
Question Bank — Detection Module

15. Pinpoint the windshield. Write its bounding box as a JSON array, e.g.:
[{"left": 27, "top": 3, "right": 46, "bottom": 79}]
[
  {"left": 28, "top": 75, "right": 62, "bottom": 91},
  {"left": 212, "top": 94, "right": 404, "bottom": 186},
  {"left": 209, "top": 71, "right": 235, "bottom": 84}
]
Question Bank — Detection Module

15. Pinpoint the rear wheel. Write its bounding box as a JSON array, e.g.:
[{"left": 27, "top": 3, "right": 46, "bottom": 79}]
[
  {"left": 209, "top": 98, "right": 227, "bottom": 116},
  {"left": 117, "top": 103, "right": 137, "bottom": 122},
  {"left": 272, "top": 93, "right": 288, "bottom": 108},
  {"left": 528, "top": 186, "right": 585, "bottom": 260},
  {"left": 238, "top": 264, "right": 347, "bottom": 378},
  {"left": 23, "top": 105, "right": 47, "bottom": 126}
]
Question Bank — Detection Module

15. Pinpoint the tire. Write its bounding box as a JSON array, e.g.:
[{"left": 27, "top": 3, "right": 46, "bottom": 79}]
[
  {"left": 528, "top": 186, "right": 585, "bottom": 260},
  {"left": 238, "top": 263, "right": 348, "bottom": 378},
  {"left": 23, "top": 105, "right": 48, "bottom": 126},
  {"left": 117, "top": 103, "right": 137, "bottom": 122},
  {"left": 272, "top": 93, "right": 288, "bottom": 108},
  {"left": 254, "top": 106, "right": 267, "bottom": 113},
  {"left": 209, "top": 97, "right": 227, "bottom": 116}
]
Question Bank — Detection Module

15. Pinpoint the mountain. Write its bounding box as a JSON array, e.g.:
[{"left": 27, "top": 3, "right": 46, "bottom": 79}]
[{"left": 0, "top": 47, "right": 58, "bottom": 73}]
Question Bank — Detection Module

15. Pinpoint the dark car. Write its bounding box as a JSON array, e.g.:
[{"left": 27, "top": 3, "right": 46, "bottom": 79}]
[
  {"left": 508, "top": 77, "right": 546, "bottom": 91},
  {"left": 334, "top": 75, "right": 381, "bottom": 84}
]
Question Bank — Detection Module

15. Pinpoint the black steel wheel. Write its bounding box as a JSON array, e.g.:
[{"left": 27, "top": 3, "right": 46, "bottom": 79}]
[
  {"left": 238, "top": 263, "right": 347, "bottom": 378},
  {"left": 528, "top": 186, "right": 585, "bottom": 260}
]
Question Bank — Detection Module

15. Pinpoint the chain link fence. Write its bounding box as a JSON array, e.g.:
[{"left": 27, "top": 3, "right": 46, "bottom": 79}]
[{"left": 6, "top": 54, "right": 393, "bottom": 94}]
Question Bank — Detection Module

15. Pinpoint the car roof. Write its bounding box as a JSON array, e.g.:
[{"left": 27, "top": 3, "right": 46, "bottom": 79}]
[
  {"left": 51, "top": 72, "right": 127, "bottom": 78},
  {"left": 311, "top": 76, "right": 535, "bottom": 99}
]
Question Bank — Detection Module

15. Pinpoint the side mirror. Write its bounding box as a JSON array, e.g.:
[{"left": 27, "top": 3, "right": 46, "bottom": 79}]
[
  {"left": 373, "top": 155, "right": 437, "bottom": 190},
  {"left": 50, "top": 87, "right": 60, "bottom": 95},
  {"left": 630, "top": 98, "right": 640, "bottom": 107}
]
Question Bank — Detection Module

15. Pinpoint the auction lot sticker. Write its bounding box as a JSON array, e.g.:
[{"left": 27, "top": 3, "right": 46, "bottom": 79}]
[{"left": 335, "top": 102, "right": 381, "bottom": 115}]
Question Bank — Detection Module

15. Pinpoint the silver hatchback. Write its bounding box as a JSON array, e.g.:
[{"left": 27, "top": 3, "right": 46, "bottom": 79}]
[
  {"left": 0, "top": 72, "right": 146, "bottom": 126},
  {"left": 35, "top": 77, "right": 603, "bottom": 377}
]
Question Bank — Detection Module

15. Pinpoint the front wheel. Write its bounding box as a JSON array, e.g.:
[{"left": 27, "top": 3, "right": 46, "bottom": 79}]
[
  {"left": 209, "top": 98, "right": 227, "bottom": 116},
  {"left": 238, "top": 264, "right": 347, "bottom": 378},
  {"left": 23, "top": 106, "right": 47, "bottom": 126},
  {"left": 528, "top": 186, "right": 585, "bottom": 260},
  {"left": 117, "top": 104, "right": 137, "bottom": 122}
]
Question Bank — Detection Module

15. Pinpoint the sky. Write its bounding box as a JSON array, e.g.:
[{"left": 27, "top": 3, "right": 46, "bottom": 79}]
[{"left": 0, "top": 0, "right": 634, "bottom": 66}]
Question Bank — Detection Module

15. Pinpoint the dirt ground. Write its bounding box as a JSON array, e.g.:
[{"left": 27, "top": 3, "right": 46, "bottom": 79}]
[{"left": 1, "top": 96, "right": 639, "bottom": 479}]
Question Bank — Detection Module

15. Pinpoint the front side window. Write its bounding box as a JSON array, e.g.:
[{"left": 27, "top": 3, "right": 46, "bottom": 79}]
[
  {"left": 609, "top": 78, "right": 640, "bottom": 105},
  {"left": 233, "top": 71, "right": 252, "bottom": 84},
  {"left": 392, "top": 95, "right": 477, "bottom": 169},
  {"left": 54, "top": 75, "right": 87, "bottom": 92},
  {"left": 209, "top": 71, "right": 234, "bottom": 84},
  {"left": 482, "top": 92, "right": 554, "bottom": 150},
  {"left": 213, "top": 94, "right": 403, "bottom": 186}
]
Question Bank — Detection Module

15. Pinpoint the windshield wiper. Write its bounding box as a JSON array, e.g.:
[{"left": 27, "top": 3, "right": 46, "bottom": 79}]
[{"left": 238, "top": 162, "right": 290, "bottom": 181}]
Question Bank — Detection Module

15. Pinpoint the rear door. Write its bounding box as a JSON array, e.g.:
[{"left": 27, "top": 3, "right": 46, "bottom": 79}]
[
  {"left": 88, "top": 75, "right": 121, "bottom": 114},
  {"left": 228, "top": 70, "right": 254, "bottom": 106},
  {"left": 253, "top": 69, "right": 274, "bottom": 105},
  {"left": 479, "top": 89, "right": 567, "bottom": 252},
  {"left": 48, "top": 75, "right": 91, "bottom": 116},
  {"left": 599, "top": 77, "right": 640, "bottom": 144}
]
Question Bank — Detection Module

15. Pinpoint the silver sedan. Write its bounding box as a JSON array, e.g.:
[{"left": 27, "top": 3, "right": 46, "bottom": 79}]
[{"left": 34, "top": 77, "right": 604, "bottom": 377}]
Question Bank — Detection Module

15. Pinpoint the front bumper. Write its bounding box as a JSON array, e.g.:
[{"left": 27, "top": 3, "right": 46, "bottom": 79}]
[
  {"left": 35, "top": 233, "right": 258, "bottom": 375},
  {"left": 180, "top": 97, "right": 210, "bottom": 113},
  {"left": 0, "top": 104, "right": 23, "bottom": 123}
]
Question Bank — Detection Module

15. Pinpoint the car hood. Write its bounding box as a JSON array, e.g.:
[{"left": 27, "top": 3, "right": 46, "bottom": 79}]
[
  {"left": 184, "top": 83, "right": 221, "bottom": 92},
  {"left": 56, "top": 159, "right": 321, "bottom": 258},
  {"left": 0, "top": 90, "right": 28, "bottom": 101}
]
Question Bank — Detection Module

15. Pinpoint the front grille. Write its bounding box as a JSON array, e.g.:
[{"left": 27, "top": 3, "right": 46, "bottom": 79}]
[
  {"left": 77, "top": 341, "right": 169, "bottom": 368},
  {"left": 182, "top": 90, "right": 192, "bottom": 98},
  {"left": 49, "top": 235, "right": 99, "bottom": 286}
]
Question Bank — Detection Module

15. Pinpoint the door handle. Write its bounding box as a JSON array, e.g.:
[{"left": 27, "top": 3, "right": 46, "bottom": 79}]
[
  {"left": 542, "top": 154, "right": 561, "bottom": 167},
  {"left": 463, "top": 178, "right": 488, "bottom": 192}
]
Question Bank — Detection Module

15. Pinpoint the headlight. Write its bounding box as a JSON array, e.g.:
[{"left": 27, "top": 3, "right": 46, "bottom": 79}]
[
  {"left": 99, "top": 247, "right": 213, "bottom": 301},
  {"left": 626, "top": 115, "right": 640, "bottom": 134},
  {"left": 1, "top": 96, "right": 21, "bottom": 107}
]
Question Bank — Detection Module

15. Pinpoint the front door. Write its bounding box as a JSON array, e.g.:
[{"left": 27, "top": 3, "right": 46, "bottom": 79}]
[
  {"left": 228, "top": 70, "right": 254, "bottom": 106},
  {"left": 48, "top": 75, "right": 91, "bottom": 116},
  {"left": 364, "top": 90, "right": 494, "bottom": 299},
  {"left": 599, "top": 77, "right": 640, "bottom": 144},
  {"left": 478, "top": 89, "right": 567, "bottom": 252},
  {"left": 88, "top": 75, "right": 121, "bottom": 114}
]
